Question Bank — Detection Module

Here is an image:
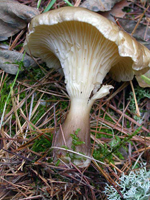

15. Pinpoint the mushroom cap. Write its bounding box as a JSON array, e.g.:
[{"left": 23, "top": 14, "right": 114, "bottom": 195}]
[
  {"left": 135, "top": 70, "right": 150, "bottom": 88},
  {"left": 24, "top": 7, "right": 150, "bottom": 95}
]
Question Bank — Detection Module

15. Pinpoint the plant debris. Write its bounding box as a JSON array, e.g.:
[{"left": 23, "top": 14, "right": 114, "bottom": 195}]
[
  {"left": 0, "top": 0, "right": 150, "bottom": 199},
  {"left": 80, "top": 0, "right": 123, "bottom": 12},
  {"left": 136, "top": 70, "right": 150, "bottom": 88},
  {"left": 0, "top": 49, "right": 37, "bottom": 74},
  {"left": 0, "top": 0, "right": 39, "bottom": 41}
]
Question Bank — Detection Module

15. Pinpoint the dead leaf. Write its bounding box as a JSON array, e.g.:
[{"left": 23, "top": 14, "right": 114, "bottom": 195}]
[
  {"left": 100, "top": 0, "right": 131, "bottom": 22},
  {"left": 0, "top": 49, "right": 37, "bottom": 75},
  {"left": 136, "top": 70, "right": 150, "bottom": 88},
  {"left": 110, "top": 0, "right": 130, "bottom": 18},
  {"left": 118, "top": 18, "right": 150, "bottom": 42},
  {"left": 0, "top": 0, "right": 39, "bottom": 41},
  {"left": 80, "top": 0, "right": 123, "bottom": 12}
]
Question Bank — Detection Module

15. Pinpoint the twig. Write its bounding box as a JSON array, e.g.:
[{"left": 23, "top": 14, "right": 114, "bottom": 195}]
[
  {"left": 131, "top": 5, "right": 149, "bottom": 36},
  {"left": 52, "top": 146, "right": 108, "bottom": 166},
  {"left": 130, "top": 80, "right": 141, "bottom": 117}
]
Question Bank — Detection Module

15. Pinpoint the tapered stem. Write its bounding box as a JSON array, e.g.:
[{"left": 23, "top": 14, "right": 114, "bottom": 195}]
[{"left": 53, "top": 98, "right": 92, "bottom": 167}]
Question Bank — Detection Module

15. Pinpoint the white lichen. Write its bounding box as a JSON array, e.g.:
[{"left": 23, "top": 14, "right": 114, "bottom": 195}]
[{"left": 104, "top": 166, "right": 150, "bottom": 200}]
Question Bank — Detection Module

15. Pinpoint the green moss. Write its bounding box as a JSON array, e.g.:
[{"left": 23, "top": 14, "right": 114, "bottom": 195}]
[{"left": 32, "top": 134, "right": 52, "bottom": 152}]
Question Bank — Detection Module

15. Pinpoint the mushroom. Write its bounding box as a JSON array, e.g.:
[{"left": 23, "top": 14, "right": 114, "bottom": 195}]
[
  {"left": 136, "top": 70, "right": 150, "bottom": 88},
  {"left": 24, "top": 7, "right": 150, "bottom": 168}
]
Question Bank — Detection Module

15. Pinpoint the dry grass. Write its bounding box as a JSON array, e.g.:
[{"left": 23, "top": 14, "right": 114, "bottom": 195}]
[
  {"left": 0, "top": 66, "right": 149, "bottom": 199},
  {"left": 0, "top": 0, "right": 150, "bottom": 199}
]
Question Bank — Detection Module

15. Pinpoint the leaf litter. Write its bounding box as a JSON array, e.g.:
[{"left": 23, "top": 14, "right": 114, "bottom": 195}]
[
  {"left": 80, "top": 0, "right": 123, "bottom": 12},
  {"left": 0, "top": 0, "right": 150, "bottom": 199},
  {"left": 0, "top": 0, "right": 39, "bottom": 41},
  {"left": 0, "top": 49, "right": 37, "bottom": 74}
]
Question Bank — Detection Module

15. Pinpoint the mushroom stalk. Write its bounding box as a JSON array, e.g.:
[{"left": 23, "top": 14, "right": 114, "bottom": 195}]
[
  {"left": 53, "top": 84, "right": 113, "bottom": 167},
  {"left": 53, "top": 98, "right": 92, "bottom": 168}
]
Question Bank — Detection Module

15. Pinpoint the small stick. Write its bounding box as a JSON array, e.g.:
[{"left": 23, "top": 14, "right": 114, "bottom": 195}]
[
  {"left": 74, "top": 0, "right": 81, "bottom": 7},
  {"left": 130, "top": 80, "right": 141, "bottom": 117},
  {"left": 9, "top": 30, "right": 25, "bottom": 50},
  {"left": 131, "top": 5, "right": 149, "bottom": 36},
  {"left": 60, "top": 124, "right": 67, "bottom": 147}
]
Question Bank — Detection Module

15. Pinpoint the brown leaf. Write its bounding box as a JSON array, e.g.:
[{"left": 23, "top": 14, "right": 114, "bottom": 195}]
[
  {"left": 118, "top": 18, "right": 150, "bottom": 42},
  {"left": 0, "top": 0, "right": 40, "bottom": 41},
  {"left": 80, "top": 0, "right": 123, "bottom": 12},
  {"left": 109, "top": 0, "right": 130, "bottom": 18},
  {"left": 99, "top": 0, "right": 131, "bottom": 22},
  {"left": 0, "top": 49, "right": 37, "bottom": 74}
]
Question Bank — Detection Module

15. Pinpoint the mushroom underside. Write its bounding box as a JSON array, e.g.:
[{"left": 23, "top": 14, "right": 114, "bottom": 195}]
[{"left": 26, "top": 21, "right": 134, "bottom": 99}]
